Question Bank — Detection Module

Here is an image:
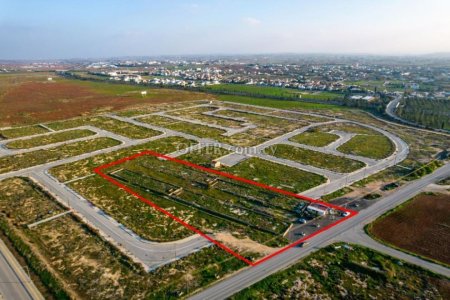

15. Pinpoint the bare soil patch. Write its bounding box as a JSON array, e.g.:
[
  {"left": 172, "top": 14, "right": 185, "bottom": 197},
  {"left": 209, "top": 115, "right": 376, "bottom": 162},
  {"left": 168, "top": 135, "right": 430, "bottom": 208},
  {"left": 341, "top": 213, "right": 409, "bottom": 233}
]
[{"left": 369, "top": 193, "right": 450, "bottom": 265}]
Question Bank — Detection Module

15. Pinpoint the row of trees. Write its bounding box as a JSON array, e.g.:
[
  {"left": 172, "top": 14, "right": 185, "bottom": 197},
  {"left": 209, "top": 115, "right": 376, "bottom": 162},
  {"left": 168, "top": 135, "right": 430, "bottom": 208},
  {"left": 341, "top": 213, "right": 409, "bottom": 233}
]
[{"left": 397, "top": 98, "right": 450, "bottom": 130}]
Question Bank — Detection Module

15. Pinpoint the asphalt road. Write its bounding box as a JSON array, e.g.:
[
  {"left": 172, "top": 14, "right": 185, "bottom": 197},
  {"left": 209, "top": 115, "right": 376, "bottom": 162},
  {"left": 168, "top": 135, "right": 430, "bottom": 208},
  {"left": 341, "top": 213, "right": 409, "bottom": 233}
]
[
  {"left": 189, "top": 163, "right": 450, "bottom": 300},
  {"left": 0, "top": 238, "right": 43, "bottom": 300}
]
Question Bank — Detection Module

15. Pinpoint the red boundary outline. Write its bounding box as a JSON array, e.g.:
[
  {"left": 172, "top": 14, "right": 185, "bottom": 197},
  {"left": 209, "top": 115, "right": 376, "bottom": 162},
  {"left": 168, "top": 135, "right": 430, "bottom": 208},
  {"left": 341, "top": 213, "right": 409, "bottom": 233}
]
[{"left": 93, "top": 150, "right": 358, "bottom": 267}]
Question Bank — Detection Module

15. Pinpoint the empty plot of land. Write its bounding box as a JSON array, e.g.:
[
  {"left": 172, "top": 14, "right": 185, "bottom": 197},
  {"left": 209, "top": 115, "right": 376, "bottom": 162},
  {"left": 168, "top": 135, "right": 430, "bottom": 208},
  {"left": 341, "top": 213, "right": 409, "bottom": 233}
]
[
  {"left": 267, "top": 144, "right": 365, "bottom": 173},
  {"left": 0, "top": 73, "right": 212, "bottom": 126},
  {"left": 0, "top": 177, "right": 246, "bottom": 299},
  {"left": 289, "top": 130, "right": 340, "bottom": 147},
  {"left": 369, "top": 193, "right": 450, "bottom": 265},
  {"left": 0, "top": 137, "right": 121, "bottom": 174},
  {"left": 337, "top": 134, "right": 394, "bottom": 159},
  {"left": 0, "top": 125, "right": 49, "bottom": 139},
  {"left": 139, "top": 115, "right": 226, "bottom": 139},
  {"left": 47, "top": 116, "right": 162, "bottom": 139},
  {"left": 5, "top": 129, "right": 96, "bottom": 149}
]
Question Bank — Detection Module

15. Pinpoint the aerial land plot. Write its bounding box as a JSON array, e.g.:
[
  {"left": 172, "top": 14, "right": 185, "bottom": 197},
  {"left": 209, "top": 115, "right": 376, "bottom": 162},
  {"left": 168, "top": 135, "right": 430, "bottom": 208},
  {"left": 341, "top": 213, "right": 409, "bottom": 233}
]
[
  {"left": 50, "top": 136, "right": 197, "bottom": 182},
  {"left": 138, "top": 115, "right": 226, "bottom": 139},
  {"left": 217, "top": 95, "right": 346, "bottom": 111},
  {"left": 180, "top": 148, "right": 327, "bottom": 193},
  {"left": 46, "top": 116, "right": 162, "bottom": 139},
  {"left": 5, "top": 129, "right": 96, "bottom": 149},
  {"left": 204, "top": 84, "right": 344, "bottom": 101},
  {"left": 96, "top": 154, "right": 302, "bottom": 249},
  {"left": 0, "top": 137, "right": 120, "bottom": 174},
  {"left": 115, "top": 100, "right": 207, "bottom": 118},
  {"left": 166, "top": 106, "right": 245, "bottom": 128},
  {"left": 269, "top": 110, "right": 331, "bottom": 123},
  {"left": 0, "top": 73, "right": 213, "bottom": 126},
  {"left": 0, "top": 125, "right": 49, "bottom": 139},
  {"left": 267, "top": 144, "right": 365, "bottom": 173},
  {"left": 93, "top": 151, "right": 353, "bottom": 264},
  {"left": 289, "top": 130, "right": 340, "bottom": 147},
  {"left": 321, "top": 122, "right": 380, "bottom": 135},
  {"left": 337, "top": 134, "right": 395, "bottom": 159},
  {"left": 368, "top": 193, "right": 450, "bottom": 265},
  {"left": 0, "top": 177, "right": 246, "bottom": 299},
  {"left": 232, "top": 243, "right": 450, "bottom": 299}
]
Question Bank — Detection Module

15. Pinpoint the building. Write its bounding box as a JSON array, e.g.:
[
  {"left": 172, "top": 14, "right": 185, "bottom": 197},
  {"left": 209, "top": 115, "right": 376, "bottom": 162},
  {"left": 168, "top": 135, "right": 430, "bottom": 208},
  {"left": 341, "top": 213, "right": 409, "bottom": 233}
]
[{"left": 306, "top": 204, "right": 329, "bottom": 216}]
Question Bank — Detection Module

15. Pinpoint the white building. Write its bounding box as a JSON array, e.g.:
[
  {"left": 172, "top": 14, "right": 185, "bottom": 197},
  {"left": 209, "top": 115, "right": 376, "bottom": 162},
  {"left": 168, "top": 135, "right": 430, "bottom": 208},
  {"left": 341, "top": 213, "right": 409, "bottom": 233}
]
[{"left": 306, "top": 204, "right": 329, "bottom": 216}]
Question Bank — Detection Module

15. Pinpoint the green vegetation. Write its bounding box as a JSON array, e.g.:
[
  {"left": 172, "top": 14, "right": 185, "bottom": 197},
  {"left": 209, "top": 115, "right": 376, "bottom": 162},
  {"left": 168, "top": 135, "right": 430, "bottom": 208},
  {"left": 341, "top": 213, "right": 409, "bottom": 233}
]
[
  {"left": 233, "top": 243, "right": 449, "bottom": 299},
  {"left": 397, "top": 98, "right": 450, "bottom": 130},
  {"left": 0, "top": 137, "right": 120, "bottom": 174},
  {"left": 50, "top": 136, "right": 197, "bottom": 182},
  {"left": 0, "top": 177, "right": 246, "bottom": 299},
  {"left": 180, "top": 148, "right": 326, "bottom": 193},
  {"left": 229, "top": 157, "right": 326, "bottom": 193},
  {"left": 5, "top": 129, "right": 95, "bottom": 149},
  {"left": 337, "top": 134, "right": 394, "bottom": 159},
  {"left": 203, "top": 84, "right": 344, "bottom": 101},
  {"left": 289, "top": 130, "right": 339, "bottom": 147},
  {"left": 139, "top": 115, "right": 226, "bottom": 139},
  {"left": 217, "top": 95, "right": 345, "bottom": 111},
  {"left": 404, "top": 160, "right": 443, "bottom": 181},
  {"left": 321, "top": 186, "right": 353, "bottom": 201},
  {"left": 0, "top": 125, "right": 49, "bottom": 139},
  {"left": 47, "top": 116, "right": 162, "bottom": 139},
  {"left": 267, "top": 144, "right": 365, "bottom": 173}
]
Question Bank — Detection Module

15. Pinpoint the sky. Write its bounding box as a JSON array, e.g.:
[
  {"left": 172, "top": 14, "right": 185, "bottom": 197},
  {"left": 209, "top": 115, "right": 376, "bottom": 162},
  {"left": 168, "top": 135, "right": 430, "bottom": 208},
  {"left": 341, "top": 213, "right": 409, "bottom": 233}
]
[{"left": 1, "top": 0, "right": 450, "bottom": 59}]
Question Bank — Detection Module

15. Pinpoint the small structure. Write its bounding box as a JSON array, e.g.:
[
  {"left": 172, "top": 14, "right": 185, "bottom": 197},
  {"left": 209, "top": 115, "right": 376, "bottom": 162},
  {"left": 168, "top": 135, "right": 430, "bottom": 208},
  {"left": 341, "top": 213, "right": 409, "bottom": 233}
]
[
  {"left": 211, "top": 160, "right": 222, "bottom": 168},
  {"left": 47, "top": 77, "right": 53, "bottom": 81},
  {"left": 306, "top": 204, "right": 329, "bottom": 216},
  {"left": 141, "top": 91, "right": 147, "bottom": 97}
]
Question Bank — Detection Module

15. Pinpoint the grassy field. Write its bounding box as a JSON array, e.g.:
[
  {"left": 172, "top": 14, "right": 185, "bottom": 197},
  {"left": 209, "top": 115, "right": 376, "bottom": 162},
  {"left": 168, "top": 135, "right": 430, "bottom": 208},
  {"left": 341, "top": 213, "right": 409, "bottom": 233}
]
[
  {"left": 50, "top": 136, "right": 197, "bottom": 182},
  {"left": 5, "top": 129, "right": 96, "bottom": 149},
  {"left": 0, "top": 125, "right": 49, "bottom": 139},
  {"left": 180, "top": 148, "right": 327, "bottom": 193},
  {"left": 0, "top": 72, "right": 213, "bottom": 126},
  {"left": 217, "top": 95, "right": 345, "bottom": 111},
  {"left": 204, "top": 84, "right": 344, "bottom": 101},
  {"left": 0, "top": 177, "right": 246, "bottom": 299},
  {"left": 232, "top": 243, "right": 450, "bottom": 299},
  {"left": 0, "top": 137, "right": 120, "bottom": 174},
  {"left": 47, "top": 116, "right": 162, "bottom": 139},
  {"left": 138, "top": 115, "right": 226, "bottom": 139},
  {"left": 321, "top": 186, "right": 353, "bottom": 201},
  {"left": 267, "top": 144, "right": 365, "bottom": 173},
  {"left": 368, "top": 193, "right": 450, "bottom": 266},
  {"left": 229, "top": 157, "right": 326, "bottom": 193},
  {"left": 337, "top": 134, "right": 394, "bottom": 159},
  {"left": 289, "top": 130, "right": 339, "bottom": 147}
]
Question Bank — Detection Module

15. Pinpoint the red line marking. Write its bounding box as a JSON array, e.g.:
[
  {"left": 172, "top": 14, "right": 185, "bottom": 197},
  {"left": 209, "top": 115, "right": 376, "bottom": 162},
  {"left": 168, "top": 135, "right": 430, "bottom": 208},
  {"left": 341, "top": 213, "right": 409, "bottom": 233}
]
[{"left": 93, "top": 150, "right": 357, "bottom": 266}]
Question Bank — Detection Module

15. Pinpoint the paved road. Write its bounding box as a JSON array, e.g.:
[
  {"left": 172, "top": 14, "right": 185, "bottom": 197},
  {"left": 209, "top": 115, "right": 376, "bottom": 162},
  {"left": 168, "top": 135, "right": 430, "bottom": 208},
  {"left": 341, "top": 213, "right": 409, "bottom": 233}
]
[
  {"left": 29, "top": 171, "right": 211, "bottom": 271},
  {"left": 0, "top": 238, "right": 43, "bottom": 300},
  {"left": 189, "top": 163, "right": 450, "bottom": 300}
]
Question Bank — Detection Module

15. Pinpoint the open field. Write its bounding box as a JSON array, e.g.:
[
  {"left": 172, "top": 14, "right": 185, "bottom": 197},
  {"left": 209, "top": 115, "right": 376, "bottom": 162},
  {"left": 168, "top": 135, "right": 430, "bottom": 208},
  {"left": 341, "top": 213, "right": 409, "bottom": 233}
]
[
  {"left": 0, "top": 137, "right": 120, "bottom": 174},
  {"left": 204, "top": 84, "right": 344, "bottom": 101},
  {"left": 0, "top": 177, "right": 246, "bottom": 299},
  {"left": 180, "top": 148, "right": 327, "bottom": 193},
  {"left": 49, "top": 136, "right": 196, "bottom": 182},
  {"left": 46, "top": 116, "right": 162, "bottom": 139},
  {"left": 92, "top": 153, "right": 304, "bottom": 248},
  {"left": 232, "top": 243, "right": 450, "bottom": 299},
  {"left": 0, "top": 125, "right": 49, "bottom": 139},
  {"left": 267, "top": 144, "right": 365, "bottom": 173},
  {"left": 166, "top": 106, "right": 245, "bottom": 128},
  {"left": 5, "top": 129, "right": 96, "bottom": 149},
  {"left": 217, "top": 95, "right": 347, "bottom": 111},
  {"left": 0, "top": 72, "right": 213, "bottom": 126},
  {"left": 337, "top": 134, "right": 395, "bottom": 159},
  {"left": 289, "top": 130, "right": 339, "bottom": 147},
  {"left": 138, "top": 115, "right": 226, "bottom": 139},
  {"left": 368, "top": 193, "right": 450, "bottom": 265}
]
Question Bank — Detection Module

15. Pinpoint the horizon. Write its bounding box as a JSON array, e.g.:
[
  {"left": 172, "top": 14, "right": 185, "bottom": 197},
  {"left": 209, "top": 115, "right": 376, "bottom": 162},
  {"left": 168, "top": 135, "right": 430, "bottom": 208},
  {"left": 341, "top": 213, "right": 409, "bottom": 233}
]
[{"left": 1, "top": 0, "right": 450, "bottom": 60}]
